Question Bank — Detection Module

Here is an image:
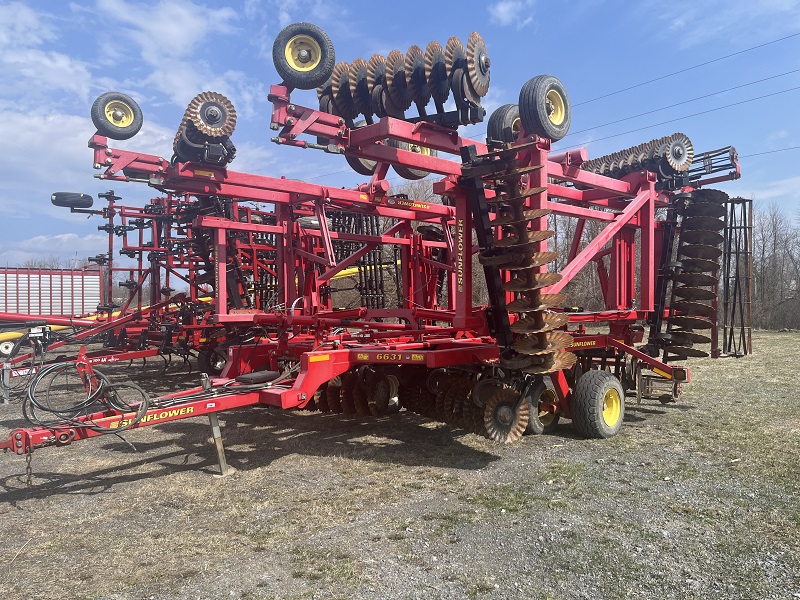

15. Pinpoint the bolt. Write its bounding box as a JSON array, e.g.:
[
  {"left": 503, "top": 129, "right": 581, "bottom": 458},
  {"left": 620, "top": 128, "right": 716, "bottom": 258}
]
[
  {"left": 290, "top": 133, "right": 297, "bottom": 139},
  {"left": 15, "top": 433, "right": 21, "bottom": 440},
  {"left": 206, "top": 106, "right": 221, "bottom": 122},
  {"left": 297, "top": 49, "right": 311, "bottom": 63},
  {"left": 106, "top": 149, "right": 113, "bottom": 155},
  {"left": 288, "top": 104, "right": 296, "bottom": 112},
  {"left": 286, "top": 117, "right": 295, "bottom": 126},
  {"left": 480, "top": 53, "right": 490, "bottom": 74},
  {"left": 157, "top": 166, "right": 164, "bottom": 172},
  {"left": 105, "top": 158, "right": 112, "bottom": 165},
  {"left": 112, "top": 109, "right": 124, "bottom": 122}
]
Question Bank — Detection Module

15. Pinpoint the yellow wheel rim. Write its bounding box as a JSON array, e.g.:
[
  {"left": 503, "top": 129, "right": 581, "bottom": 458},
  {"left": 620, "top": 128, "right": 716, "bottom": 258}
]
[
  {"left": 511, "top": 117, "right": 521, "bottom": 140},
  {"left": 546, "top": 89, "right": 565, "bottom": 126},
  {"left": 409, "top": 144, "right": 432, "bottom": 156},
  {"left": 538, "top": 388, "right": 557, "bottom": 426},
  {"left": 285, "top": 34, "right": 322, "bottom": 72},
  {"left": 104, "top": 100, "right": 135, "bottom": 128},
  {"left": 602, "top": 388, "right": 622, "bottom": 427}
]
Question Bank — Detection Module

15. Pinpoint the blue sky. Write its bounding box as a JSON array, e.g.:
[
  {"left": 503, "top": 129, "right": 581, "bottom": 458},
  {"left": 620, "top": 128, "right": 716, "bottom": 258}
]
[{"left": 0, "top": 0, "right": 798, "bottom": 265}]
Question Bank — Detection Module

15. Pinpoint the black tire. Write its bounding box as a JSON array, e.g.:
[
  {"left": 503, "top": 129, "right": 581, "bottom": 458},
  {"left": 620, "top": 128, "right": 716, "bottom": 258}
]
[
  {"left": 524, "top": 380, "right": 561, "bottom": 435},
  {"left": 340, "top": 372, "right": 357, "bottom": 415},
  {"left": 518, "top": 75, "right": 571, "bottom": 141},
  {"left": 387, "top": 139, "right": 437, "bottom": 180},
  {"left": 91, "top": 91, "right": 143, "bottom": 140},
  {"left": 198, "top": 345, "right": 228, "bottom": 376},
  {"left": 272, "top": 22, "right": 335, "bottom": 90},
  {"left": 486, "top": 103, "right": 520, "bottom": 144},
  {"left": 571, "top": 370, "right": 625, "bottom": 439},
  {"left": 326, "top": 375, "right": 343, "bottom": 414},
  {"left": 345, "top": 120, "right": 377, "bottom": 176}
]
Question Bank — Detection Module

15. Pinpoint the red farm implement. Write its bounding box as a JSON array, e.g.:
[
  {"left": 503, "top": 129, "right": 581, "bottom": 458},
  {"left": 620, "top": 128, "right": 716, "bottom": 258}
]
[{"left": 1, "top": 22, "right": 742, "bottom": 475}]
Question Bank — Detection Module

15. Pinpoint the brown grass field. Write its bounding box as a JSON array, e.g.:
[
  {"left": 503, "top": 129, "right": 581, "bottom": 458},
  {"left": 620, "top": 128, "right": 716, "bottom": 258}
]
[{"left": 0, "top": 330, "right": 798, "bottom": 599}]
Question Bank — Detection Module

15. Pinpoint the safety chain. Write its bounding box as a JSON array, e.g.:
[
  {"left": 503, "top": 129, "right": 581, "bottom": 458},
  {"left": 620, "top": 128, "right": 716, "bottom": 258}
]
[{"left": 25, "top": 447, "right": 33, "bottom": 487}]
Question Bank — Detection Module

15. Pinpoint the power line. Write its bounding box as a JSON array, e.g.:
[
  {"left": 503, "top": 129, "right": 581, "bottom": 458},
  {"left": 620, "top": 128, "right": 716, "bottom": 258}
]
[
  {"left": 564, "top": 68, "right": 800, "bottom": 138},
  {"left": 573, "top": 32, "right": 800, "bottom": 107},
  {"left": 740, "top": 146, "right": 800, "bottom": 158},
  {"left": 554, "top": 85, "right": 800, "bottom": 149}
]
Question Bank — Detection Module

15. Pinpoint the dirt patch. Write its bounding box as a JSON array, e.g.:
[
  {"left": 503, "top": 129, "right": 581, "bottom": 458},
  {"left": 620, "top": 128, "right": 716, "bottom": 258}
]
[{"left": 1, "top": 331, "right": 798, "bottom": 599}]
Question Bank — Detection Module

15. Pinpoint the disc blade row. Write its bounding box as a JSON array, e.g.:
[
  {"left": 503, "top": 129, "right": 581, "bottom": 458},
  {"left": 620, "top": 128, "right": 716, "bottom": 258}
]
[
  {"left": 317, "top": 33, "right": 490, "bottom": 122},
  {"left": 663, "top": 188, "right": 728, "bottom": 361},
  {"left": 581, "top": 132, "right": 694, "bottom": 180}
]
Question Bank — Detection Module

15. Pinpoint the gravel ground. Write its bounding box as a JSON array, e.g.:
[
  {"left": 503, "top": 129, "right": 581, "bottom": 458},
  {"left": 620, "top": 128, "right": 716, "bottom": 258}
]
[{"left": 0, "top": 330, "right": 798, "bottom": 600}]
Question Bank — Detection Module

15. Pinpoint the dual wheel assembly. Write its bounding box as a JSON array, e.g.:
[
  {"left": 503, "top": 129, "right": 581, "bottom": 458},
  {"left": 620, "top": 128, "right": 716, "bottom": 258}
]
[{"left": 486, "top": 74, "right": 571, "bottom": 143}]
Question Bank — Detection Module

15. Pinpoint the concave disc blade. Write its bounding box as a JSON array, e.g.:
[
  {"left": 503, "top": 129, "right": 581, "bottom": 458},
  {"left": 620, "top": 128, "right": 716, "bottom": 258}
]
[
  {"left": 671, "top": 300, "right": 715, "bottom": 317},
  {"left": 679, "top": 244, "right": 723, "bottom": 260},
  {"left": 664, "top": 345, "right": 709, "bottom": 358},
  {"left": 686, "top": 202, "right": 726, "bottom": 218},
  {"left": 673, "top": 272, "right": 717, "bottom": 287},
  {"left": 673, "top": 286, "right": 716, "bottom": 301},
  {"left": 681, "top": 229, "right": 724, "bottom": 246},
  {"left": 667, "top": 315, "right": 714, "bottom": 330},
  {"left": 683, "top": 216, "right": 725, "bottom": 232}
]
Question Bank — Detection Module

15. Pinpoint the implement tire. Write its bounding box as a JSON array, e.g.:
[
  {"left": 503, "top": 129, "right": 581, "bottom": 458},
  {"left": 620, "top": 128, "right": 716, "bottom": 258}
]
[
  {"left": 518, "top": 74, "right": 571, "bottom": 141},
  {"left": 272, "top": 22, "right": 335, "bottom": 90},
  {"left": 486, "top": 103, "right": 520, "bottom": 144},
  {"left": 571, "top": 370, "right": 625, "bottom": 439}
]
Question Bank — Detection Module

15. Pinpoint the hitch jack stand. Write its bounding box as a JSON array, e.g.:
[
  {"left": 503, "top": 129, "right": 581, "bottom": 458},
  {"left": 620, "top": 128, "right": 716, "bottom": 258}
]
[{"left": 208, "top": 413, "right": 235, "bottom": 477}]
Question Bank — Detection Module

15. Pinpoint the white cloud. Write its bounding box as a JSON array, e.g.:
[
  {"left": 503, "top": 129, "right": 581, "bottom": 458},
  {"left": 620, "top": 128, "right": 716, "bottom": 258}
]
[
  {"left": 488, "top": 0, "right": 535, "bottom": 29},
  {"left": 96, "top": 0, "right": 237, "bottom": 62},
  {"left": 0, "top": 2, "right": 57, "bottom": 47},
  {"left": 0, "top": 233, "right": 108, "bottom": 267},
  {"left": 727, "top": 175, "right": 800, "bottom": 205},
  {"left": 1, "top": 48, "right": 92, "bottom": 102},
  {"left": 0, "top": 3, "right": 92, "bottom": 104},
  {"left": 640, "top": 0, "right": 800, "bottom": 48}
]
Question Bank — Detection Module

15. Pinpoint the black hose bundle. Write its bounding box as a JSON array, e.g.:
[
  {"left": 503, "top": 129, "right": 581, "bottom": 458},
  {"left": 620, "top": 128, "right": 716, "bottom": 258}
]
[{"left": 23, "top": 362, "right": 150, "bottom": 434}]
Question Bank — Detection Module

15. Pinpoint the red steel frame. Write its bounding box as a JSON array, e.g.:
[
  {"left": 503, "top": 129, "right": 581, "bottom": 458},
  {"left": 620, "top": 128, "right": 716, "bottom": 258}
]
[{"left": 1, "top": 84, "right": 741, "bottom": 455}]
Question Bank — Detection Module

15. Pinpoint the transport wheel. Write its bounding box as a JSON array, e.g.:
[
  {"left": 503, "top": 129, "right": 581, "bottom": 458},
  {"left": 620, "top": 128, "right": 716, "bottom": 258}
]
[
  {"left": 387, "top": 139, "right": 437, "bottom": 180},
  {"left": 345, "top": 120, "right": 378, "bottom": 176},
  {"left": 486, "top": 103, "right": 521, "bottom": 143},
  {"left": 523, "top": 380, "right": 560, "bottom": 435},
  {"left": 571, "top": 370, "right": 625, "bottom": 439},
  {"left": 483, "top": 388, "right": 530, "bottom": 444},
  {"left": 198, "top": 345, "right": 228, "bottom": 376},
  {"left": 272, "top": 22, "right": 335, "bottom": 90},
  {"left": 90, "top": 91, "right": 143, "bottom": 140},
  {"left": 518, "top": 75, "right": 571, "bottom": 141}
]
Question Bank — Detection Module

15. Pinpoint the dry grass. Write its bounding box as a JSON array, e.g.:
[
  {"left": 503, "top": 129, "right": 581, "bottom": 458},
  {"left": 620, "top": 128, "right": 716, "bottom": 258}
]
[{"left": 0, "top": 331, "right": 798, "bottom": 599}]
